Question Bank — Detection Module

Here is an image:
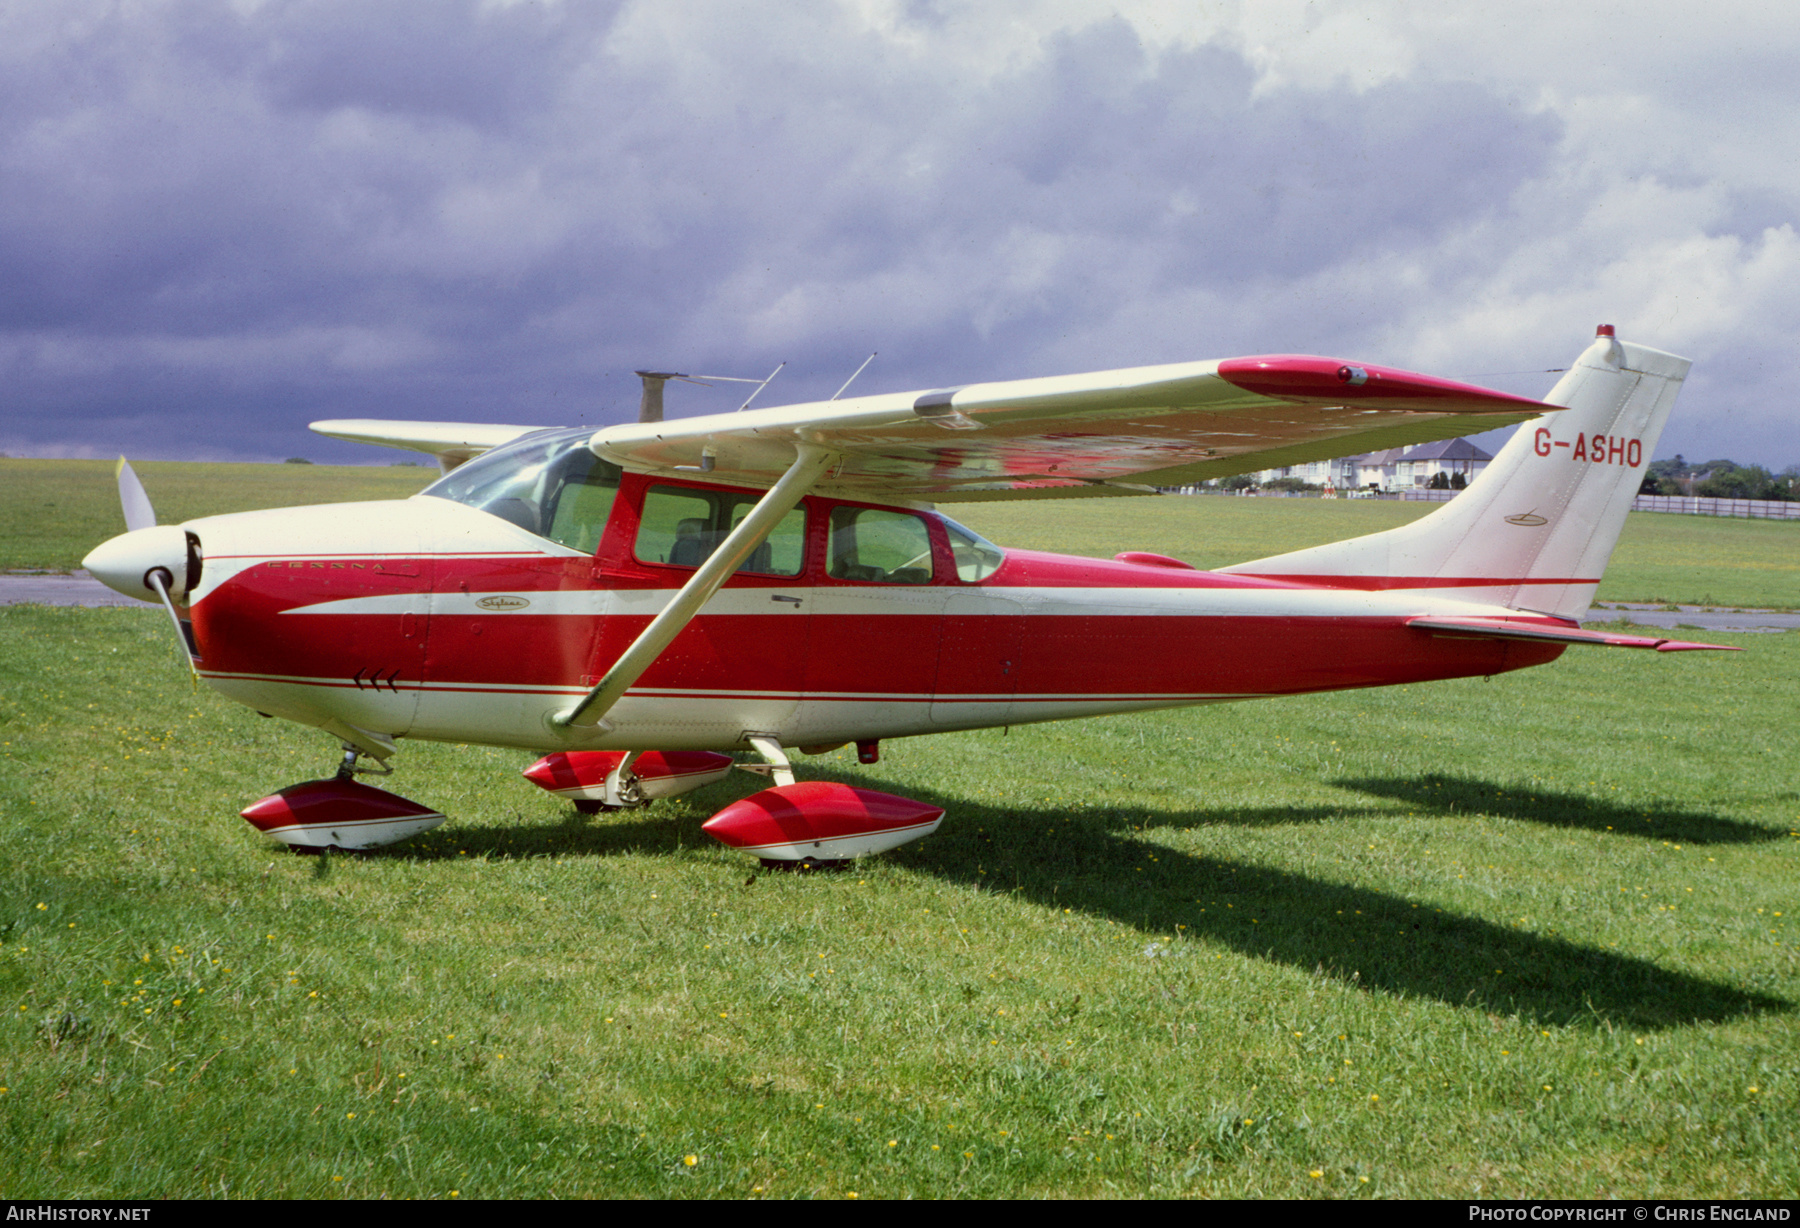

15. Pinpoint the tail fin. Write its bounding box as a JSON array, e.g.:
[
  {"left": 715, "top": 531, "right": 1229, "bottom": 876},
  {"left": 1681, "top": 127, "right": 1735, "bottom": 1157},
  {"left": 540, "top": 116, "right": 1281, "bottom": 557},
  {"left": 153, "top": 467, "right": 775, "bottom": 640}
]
[{"left": 1221, "top": 328, "right": 1690, "bottom": 620}]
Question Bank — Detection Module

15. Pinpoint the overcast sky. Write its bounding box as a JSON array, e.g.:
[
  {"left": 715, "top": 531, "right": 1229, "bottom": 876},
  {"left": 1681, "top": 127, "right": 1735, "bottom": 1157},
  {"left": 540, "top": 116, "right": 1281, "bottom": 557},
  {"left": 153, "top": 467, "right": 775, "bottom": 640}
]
[{"left": 3, "top": 0, "right": 1797, "bottom": 467}]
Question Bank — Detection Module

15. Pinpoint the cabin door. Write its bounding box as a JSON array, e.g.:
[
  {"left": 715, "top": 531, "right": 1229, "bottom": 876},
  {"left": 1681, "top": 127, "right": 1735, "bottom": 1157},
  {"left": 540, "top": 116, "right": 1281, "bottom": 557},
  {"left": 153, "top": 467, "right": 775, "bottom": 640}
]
[{"left": 931, "top": 590, "right": 1024, "bottom": 728}]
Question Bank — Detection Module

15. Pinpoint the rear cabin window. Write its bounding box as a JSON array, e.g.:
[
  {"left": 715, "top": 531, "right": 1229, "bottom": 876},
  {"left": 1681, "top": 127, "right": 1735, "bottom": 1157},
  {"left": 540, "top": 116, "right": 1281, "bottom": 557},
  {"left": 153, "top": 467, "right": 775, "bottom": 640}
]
[
  {"left": 827, "top": 507, "right": 934, "bottom": 584},
  {"left": 634, "top": 485, "right": 806, "bottom": 577}
]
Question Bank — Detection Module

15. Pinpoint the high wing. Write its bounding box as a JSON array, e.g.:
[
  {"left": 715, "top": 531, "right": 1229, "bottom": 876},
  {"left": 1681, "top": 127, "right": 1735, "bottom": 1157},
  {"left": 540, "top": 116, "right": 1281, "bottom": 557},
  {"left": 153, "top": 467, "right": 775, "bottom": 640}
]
[
  {"left": 582, "top": 354, "right": 1555, "bottom": 501},
  {"left": 309, "top": 419, "right": 549, "bottom": 472}
]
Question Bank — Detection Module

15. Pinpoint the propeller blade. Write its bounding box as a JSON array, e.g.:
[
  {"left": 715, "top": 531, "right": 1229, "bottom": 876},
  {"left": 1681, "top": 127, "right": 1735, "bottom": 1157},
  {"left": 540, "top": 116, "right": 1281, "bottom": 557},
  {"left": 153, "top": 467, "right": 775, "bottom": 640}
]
[
  {"left": 116, "top": 457, "right": 156, "bottom": 532},
  {"left": 145, "top": 569, "right": 199, "bottom": 678}
]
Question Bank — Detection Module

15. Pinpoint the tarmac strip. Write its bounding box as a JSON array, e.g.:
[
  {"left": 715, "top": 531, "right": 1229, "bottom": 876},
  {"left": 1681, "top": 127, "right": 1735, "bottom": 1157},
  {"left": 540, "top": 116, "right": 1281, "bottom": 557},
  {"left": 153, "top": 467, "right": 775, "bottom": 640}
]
[
  {"left": 3, "top": 571, "right": 144, "bottom": 607},
  {"left": 1582, "top": 602, "right": 1800, "bottom": 632}
]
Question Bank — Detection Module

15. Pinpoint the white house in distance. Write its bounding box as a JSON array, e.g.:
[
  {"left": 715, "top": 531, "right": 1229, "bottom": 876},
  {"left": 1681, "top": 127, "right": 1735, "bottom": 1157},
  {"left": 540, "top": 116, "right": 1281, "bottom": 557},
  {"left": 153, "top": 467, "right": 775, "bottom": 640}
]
[{"left": 1253, "top": 437, "right": 1493, "bottom": 491}]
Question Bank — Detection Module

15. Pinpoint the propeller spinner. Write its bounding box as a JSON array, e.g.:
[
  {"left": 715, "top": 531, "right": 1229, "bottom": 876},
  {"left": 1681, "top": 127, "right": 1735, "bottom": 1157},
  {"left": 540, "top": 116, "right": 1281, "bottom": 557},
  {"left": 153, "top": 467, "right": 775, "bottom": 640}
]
[{"left": 83, "top": 458, "right": 201, "bottom": 668}]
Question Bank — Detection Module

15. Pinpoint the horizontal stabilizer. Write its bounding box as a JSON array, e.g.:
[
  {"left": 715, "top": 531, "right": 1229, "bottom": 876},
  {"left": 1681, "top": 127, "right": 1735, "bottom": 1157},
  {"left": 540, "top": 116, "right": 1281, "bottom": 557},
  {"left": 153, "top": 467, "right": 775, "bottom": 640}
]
[{"left": 1408, "top": 616, "right": 1737, "bottom": 653}]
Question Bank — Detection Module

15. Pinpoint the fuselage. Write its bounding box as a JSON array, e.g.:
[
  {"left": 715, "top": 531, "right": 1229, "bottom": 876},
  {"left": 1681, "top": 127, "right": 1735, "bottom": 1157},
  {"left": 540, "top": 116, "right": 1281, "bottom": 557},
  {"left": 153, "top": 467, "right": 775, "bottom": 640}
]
[{"left": 177, "top": 471, "right": 1563, "bottom": 755}]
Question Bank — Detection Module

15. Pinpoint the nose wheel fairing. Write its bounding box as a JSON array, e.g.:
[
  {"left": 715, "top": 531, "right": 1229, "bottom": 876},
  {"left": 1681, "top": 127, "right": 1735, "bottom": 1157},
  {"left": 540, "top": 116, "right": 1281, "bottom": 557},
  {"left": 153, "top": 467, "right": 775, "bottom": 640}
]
[{"left": 239, "top": 777, "right": 446, "bottom": 852}]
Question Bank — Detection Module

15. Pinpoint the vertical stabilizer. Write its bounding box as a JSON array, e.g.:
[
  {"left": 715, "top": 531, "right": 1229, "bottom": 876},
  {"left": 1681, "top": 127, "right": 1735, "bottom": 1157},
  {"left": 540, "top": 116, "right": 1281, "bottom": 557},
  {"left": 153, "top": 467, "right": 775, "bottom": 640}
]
[{"left": 1221, "top": 328, "right": 1690, "bottom": 620}]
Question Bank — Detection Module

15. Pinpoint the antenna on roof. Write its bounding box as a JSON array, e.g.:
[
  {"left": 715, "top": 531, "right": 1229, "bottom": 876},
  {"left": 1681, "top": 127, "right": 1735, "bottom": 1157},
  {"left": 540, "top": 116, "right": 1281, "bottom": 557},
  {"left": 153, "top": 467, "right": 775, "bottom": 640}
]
[
  {"left": 728, "top": 362, "right": 785, "bottom": 412},
  {"left": 831, "top": 352, "right": 878, "bottom": 401}
]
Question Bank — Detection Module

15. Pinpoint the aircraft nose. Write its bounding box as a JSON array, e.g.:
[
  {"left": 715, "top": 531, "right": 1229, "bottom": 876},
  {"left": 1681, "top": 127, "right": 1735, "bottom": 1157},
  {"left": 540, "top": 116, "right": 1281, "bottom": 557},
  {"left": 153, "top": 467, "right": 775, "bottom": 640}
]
[{"left": 83, "top": 525, "right": 193, "bottom": 603}]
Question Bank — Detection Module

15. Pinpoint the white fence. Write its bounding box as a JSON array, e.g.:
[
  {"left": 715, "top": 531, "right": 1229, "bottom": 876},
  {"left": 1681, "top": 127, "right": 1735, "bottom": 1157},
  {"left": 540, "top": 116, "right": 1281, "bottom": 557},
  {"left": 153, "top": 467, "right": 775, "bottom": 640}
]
[
  {"left": 1406, "top": 491, "right": 1800, "bottom": 517},
  {"left": 1165, "top": 487, "right": 1799, "bottom": 518},
  {"left": 1631, "top": 495, "right": 1800, "bottom": 520}
]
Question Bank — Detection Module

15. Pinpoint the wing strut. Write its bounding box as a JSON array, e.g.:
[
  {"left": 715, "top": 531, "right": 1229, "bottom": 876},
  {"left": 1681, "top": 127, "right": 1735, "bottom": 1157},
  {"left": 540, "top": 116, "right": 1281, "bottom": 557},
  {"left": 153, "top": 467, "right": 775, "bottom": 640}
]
[{"left": 550, "top": 442, "right": 836, "bottom": 732}]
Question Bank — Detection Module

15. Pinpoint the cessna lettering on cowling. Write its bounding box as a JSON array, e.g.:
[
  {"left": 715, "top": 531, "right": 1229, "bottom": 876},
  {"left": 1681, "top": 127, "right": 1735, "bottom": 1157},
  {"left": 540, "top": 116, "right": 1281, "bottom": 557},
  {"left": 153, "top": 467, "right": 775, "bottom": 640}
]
[{"left": 83, "top": 326, "right": 1733, "bottom": 864}]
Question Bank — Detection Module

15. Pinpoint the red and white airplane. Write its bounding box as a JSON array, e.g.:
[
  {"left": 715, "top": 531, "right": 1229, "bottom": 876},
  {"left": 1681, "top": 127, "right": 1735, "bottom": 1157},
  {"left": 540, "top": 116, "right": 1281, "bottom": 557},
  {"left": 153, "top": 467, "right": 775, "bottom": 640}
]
[{"left": 83, "top": 326, "right": 1728, "bottom": 863}]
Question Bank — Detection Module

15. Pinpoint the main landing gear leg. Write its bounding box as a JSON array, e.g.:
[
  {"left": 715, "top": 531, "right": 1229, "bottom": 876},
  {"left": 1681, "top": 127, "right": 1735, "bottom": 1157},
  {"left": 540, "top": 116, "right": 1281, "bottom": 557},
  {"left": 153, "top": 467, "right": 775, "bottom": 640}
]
[
  {"left": 335, "top": 743, "right": 392, "bottom": 780},
  {"left": 520, "top": 751, "right": 735, "bottom": 813},
  {"left": 743, "top": 736, "right": 796, "bottom": 787},
  {"left": 573, "top": 751, "right": 644, "bottom": 814}
]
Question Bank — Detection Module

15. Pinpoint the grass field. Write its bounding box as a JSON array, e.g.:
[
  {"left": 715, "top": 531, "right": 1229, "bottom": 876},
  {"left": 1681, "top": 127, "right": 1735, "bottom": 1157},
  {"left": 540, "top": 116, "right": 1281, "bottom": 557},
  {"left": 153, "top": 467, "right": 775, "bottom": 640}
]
[
  {"left": 1, "top": 463, "right": 1795, "bottom": 1198},
  {"left": 0, "top": 459, "right": 434, "bottom": 573},
  {"left": 949, "top": 496, "right": 1800, "bottom": 611},
  {"left": 11, "top": 456, "right": 1796, "bottom": 609}
]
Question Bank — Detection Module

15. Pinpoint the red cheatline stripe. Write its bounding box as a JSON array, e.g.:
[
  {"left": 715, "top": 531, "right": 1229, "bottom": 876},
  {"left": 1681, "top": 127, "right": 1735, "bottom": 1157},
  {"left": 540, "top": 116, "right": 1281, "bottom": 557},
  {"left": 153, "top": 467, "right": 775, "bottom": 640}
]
[
  {"left": 198, "top": 671, "right": 1246, "bottom": 703},
  {"left": 204, "top": 551, "right": 542, "bottom": 560},
  {"left": 1245, "top": 575, "right": 1599, "bottom": 591}
]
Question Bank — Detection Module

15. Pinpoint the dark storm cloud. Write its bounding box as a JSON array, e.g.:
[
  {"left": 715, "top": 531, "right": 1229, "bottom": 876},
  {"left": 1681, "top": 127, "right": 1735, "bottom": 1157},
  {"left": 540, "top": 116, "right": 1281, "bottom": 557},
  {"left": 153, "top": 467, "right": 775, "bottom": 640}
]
[{"left": 0, "top": 2, "right": 1749, "bottom": 465}]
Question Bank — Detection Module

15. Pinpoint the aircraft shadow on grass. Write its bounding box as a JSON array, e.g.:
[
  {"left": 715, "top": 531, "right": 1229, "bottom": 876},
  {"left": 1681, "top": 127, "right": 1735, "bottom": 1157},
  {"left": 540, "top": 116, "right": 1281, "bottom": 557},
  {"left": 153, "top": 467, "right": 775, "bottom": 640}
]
[
  {"left": 1331, "top": 773, "right": 1784, "bottom": 846},
  {"left": 380, "top": 769, "right": 1785, "bottom": 1032}
]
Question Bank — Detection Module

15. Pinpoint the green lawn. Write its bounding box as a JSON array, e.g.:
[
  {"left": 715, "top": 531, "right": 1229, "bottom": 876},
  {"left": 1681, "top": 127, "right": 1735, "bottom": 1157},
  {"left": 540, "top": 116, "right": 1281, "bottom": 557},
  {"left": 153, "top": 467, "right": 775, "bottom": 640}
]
[
  {"left": 950, "top": 496, "right": 1800, "bottom": 610},
  {"left": 2, "top": 534, "right": 1795, "bottom": 1194},
  {"left": 0, "top": 459, "right": 434, "bottom": 573}
]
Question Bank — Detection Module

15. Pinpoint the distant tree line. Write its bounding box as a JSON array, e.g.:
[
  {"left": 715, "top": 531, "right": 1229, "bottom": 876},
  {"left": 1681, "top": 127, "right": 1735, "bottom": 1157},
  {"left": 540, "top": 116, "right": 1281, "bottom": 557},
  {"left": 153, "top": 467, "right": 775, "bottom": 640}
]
[{"left": 1639, "top": 455, "right": 1799, "bottom": 501}]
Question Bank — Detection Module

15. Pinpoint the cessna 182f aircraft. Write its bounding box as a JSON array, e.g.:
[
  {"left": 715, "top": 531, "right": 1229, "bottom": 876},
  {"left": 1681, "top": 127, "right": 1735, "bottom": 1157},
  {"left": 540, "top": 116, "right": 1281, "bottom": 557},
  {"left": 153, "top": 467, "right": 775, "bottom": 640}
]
[{"left": 83, "top": 326, "right": 1727, "bottom": 863}]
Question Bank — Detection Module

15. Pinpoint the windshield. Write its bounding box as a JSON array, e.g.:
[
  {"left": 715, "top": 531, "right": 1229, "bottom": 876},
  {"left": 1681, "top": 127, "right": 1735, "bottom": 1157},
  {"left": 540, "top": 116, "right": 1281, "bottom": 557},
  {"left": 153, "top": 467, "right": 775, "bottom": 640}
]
[
  {"left": 422, "top": 428, "right": 622, "bottom": 554},
  {"left": 940, "top": 516, "right": 1005, "bottom": 582}
]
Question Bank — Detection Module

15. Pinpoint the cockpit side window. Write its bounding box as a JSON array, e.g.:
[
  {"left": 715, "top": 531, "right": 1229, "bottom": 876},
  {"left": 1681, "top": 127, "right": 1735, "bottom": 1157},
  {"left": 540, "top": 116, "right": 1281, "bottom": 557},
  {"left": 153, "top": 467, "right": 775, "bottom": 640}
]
[
  {"left": 827, "top": 507, "right": 934, "bottom": 584},
  {"left": 422, "top": 428, "right": 622, "bottom": 554}
]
